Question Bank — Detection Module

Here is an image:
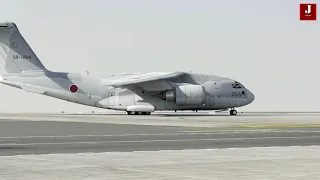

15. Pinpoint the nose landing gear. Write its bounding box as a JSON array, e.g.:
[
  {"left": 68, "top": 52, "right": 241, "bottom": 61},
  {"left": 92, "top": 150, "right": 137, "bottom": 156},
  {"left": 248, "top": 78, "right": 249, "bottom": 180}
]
[{"left": 230, "top": 109, "right": 237, "bottom": 115}]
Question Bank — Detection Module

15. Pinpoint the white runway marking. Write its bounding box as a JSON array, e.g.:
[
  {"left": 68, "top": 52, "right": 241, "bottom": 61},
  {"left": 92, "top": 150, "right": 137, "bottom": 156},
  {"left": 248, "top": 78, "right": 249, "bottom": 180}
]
[
  {"left": 0, "top": 130, "right": 319, "bottom": 139},
  {"left": 117, "top": 167, "right": 208, "bottom": 180}
]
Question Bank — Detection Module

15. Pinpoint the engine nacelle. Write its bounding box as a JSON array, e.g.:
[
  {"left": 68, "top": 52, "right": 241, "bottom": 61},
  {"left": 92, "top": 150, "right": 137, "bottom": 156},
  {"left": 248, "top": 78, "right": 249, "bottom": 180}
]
[{"left": 162, "top": 85, "right": 205, "bottom": 105}]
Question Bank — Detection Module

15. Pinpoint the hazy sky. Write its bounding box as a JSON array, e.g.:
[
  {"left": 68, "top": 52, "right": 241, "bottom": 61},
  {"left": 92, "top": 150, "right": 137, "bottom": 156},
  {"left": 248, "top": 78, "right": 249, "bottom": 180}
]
[{"left": 0, "top": 0, "right": 319, "bottom": 112}]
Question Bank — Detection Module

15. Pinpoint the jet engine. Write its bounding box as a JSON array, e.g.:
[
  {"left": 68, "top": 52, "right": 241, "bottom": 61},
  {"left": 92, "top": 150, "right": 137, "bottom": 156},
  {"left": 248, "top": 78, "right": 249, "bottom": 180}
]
[{"left": 162, "top": 84, "right": 205, "bottom": 105}]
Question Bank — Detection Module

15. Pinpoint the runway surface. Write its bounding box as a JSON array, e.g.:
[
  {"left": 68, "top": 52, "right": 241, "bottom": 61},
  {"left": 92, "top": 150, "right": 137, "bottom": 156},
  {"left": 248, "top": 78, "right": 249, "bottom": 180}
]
[
  {"left": 2, "top": 146, "right": 320, "bottom": 180},
  {"left": 1, "top": 112, "right": 320, "bottom": 156},
  {"left": 1, "top": 112, "right": 320, "bottom": 179}
]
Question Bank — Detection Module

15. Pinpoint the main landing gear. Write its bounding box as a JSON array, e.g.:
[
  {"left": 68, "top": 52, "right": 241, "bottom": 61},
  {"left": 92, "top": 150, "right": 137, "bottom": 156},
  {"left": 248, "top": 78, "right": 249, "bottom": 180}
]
[
  {"left": 127, "top": 111, "right": 151, "bottom": 115},
  {"left": 229, "top": 109, "right": 237, "bottom": 116}
]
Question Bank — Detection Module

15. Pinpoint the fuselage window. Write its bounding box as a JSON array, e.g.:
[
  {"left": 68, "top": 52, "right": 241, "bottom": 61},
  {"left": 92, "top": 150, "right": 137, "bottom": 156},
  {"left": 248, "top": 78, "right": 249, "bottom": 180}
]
[{"left": 242, "top": 91, "right": 245, "bottom": 95}]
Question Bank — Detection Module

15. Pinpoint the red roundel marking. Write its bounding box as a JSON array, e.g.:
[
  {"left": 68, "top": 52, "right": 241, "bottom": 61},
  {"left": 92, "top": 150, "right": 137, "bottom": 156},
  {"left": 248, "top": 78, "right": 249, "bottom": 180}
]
[{"left": 69, "top": 84, "right": 78, "bottom": 93}]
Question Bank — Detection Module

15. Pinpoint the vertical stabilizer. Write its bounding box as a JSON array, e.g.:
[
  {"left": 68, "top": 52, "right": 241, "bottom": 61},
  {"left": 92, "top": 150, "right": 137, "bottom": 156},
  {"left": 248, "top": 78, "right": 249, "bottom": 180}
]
[{"left": 0, "top": 22, "right": 47, "bottom": 73}]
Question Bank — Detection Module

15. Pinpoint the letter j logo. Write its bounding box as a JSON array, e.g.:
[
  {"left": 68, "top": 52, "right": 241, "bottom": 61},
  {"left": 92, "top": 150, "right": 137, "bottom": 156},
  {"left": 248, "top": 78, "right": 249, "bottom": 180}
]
[{"left": 300, "top": 4, "right": 317, "bottom": 20}]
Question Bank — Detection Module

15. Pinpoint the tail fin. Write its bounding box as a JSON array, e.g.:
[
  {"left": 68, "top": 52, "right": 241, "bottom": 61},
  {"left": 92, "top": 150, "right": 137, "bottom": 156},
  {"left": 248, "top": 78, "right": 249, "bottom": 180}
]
[{"left": 0, "top": 22, "right": 47, "bottom": 73}]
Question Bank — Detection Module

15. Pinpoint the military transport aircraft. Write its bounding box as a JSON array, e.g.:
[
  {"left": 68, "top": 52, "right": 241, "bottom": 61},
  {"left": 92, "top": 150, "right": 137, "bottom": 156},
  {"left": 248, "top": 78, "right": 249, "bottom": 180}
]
[{"left": 0, "top": 22, "right": 254, "bottom": 115}]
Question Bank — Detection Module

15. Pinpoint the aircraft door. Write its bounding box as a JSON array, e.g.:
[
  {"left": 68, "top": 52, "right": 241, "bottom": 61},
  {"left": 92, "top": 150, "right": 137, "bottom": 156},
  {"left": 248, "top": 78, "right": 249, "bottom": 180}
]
[
  {"left": 209, "top": 96, "right": 214, "bottom": 105},
  {"left": 89, "top": 93, "right": 100, "bottom": 101},
  {"left": 206, "top": 96, "right": 214, "bottom": 106},
  {"left": 108, "top": 92, "right": 115, "bottom": 106}
]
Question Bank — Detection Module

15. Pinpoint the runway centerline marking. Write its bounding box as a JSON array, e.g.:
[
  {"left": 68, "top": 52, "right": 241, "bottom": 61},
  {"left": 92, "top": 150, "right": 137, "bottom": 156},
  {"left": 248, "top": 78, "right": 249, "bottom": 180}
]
[
  {"left": 1, "top": 136, "right": 320, "bottom": 146},
  {"left": 180, "top": 129, "right": 276, "bottom": 133},
  {"left": 2, "top": 130, "right": 320, "bottom": 139},
  {"left": 237, "top": 124, "right": 320, "bottom": 128}
]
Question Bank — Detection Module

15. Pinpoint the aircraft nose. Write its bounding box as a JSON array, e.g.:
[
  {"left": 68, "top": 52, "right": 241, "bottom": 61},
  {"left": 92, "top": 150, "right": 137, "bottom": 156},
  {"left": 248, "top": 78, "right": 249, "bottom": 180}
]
[{"left": 246, "top": 90, "right": 255, "bottom": 104}]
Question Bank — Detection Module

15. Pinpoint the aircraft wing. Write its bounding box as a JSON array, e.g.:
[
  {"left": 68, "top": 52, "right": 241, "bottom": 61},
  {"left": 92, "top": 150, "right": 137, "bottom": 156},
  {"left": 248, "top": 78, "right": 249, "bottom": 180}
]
[{"left": 108, "top": 71, "right": 185, "bottom": 87}]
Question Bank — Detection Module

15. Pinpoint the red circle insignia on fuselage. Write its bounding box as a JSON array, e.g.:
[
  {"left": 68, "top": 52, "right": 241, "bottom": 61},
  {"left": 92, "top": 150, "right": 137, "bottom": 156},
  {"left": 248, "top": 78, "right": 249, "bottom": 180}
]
[{"left": 69, "top": 84, "right": 78, "bottom": 93}]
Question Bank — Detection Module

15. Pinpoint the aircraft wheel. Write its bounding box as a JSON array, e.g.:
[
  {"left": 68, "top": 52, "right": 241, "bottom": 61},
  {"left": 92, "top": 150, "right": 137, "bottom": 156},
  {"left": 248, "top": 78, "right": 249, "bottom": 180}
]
[
  {"left": 127, "top": 111, "right": 135, "bottom": 115},
  {"left": 134, "top": 111, "right": 140, "bottom": 115},
  {"left": 127, "top": 111, "right": 151, "bottom": 115},
  {"left": 230, "top": 109, "right": 237, "bottom": 115},
  {"left": 141, "top": 112, "right": 151, "bottom": 115}
]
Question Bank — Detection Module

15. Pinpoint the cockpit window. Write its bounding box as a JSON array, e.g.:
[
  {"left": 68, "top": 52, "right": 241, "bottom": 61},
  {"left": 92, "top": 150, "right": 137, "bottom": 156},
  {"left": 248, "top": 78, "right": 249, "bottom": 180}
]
[
  {"left": 232, "top": 81, "right": 245, "bottom": 89},
  {"left": 232, "top": 83, "right": 242, "bottom": 89}
]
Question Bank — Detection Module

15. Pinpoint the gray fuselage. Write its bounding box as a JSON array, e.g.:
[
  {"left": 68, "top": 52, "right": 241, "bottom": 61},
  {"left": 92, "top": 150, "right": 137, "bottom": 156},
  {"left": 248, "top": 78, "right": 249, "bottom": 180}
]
[{"left": 0, "top": 70, "right": 255, "bottom": 112}]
